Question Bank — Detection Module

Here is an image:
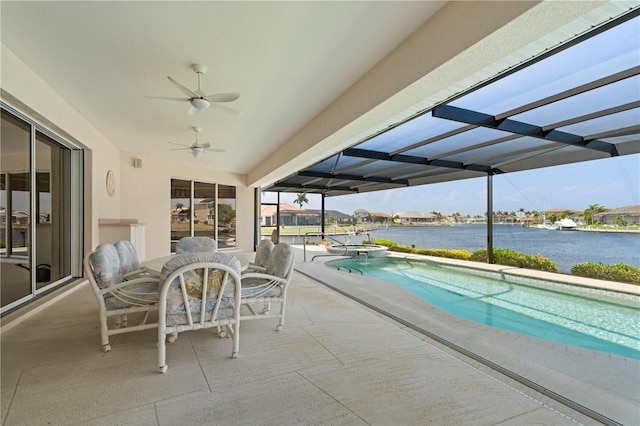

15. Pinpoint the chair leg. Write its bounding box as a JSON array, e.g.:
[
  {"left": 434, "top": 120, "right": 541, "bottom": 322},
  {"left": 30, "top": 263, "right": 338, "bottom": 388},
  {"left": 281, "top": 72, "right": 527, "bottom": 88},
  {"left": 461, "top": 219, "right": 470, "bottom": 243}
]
[
  {"left": 99, "top": 314, "right": 111, "bottom": 352},
  {"left": 276, "top": 301, "right": 286, "bottom": 331},
  {"left": 231, "top": 324, "right": 239, "bottom": 358},
  {"left": 158, "top": 331, "right": 167, "bottom": 373}
]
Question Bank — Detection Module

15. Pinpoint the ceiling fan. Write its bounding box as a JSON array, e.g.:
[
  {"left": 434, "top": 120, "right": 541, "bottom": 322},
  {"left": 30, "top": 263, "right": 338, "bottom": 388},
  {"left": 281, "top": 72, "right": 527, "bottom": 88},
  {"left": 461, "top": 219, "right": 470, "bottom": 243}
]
[
  {"left": 168, "top": 127, "right": 225, "bottom": 158},
  {"left": 148, "top": 64, "right": 240, "bottom": 116}
]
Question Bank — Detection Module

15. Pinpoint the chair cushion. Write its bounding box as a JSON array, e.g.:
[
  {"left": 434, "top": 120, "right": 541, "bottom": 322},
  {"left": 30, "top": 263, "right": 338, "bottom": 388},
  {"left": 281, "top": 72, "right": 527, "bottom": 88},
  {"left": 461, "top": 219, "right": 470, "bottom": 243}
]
[
  {"left": 89, "top": 244, "right": 122, "bottom": 289},
  {"left": 254, "top": 239, "right": 274, "bottom": 267},
  {"left": 175, "top": 237, "right": 218, "bottom": 254},
  {"left": 114, "top": 240, "right": 140, "bottom": 275},
  {"left": 160, "top": 252, "right": 241, "bottom": 327},
  {"left": 264, "top": 243, "right": 293, "bottom": 278}
]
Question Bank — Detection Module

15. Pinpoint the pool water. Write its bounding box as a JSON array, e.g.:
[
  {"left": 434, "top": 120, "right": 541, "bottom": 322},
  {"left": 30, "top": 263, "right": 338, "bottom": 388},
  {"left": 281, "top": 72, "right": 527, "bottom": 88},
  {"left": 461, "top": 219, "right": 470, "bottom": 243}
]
[{"left": 326, "top": 258, "right": 640, "bottom": 359}]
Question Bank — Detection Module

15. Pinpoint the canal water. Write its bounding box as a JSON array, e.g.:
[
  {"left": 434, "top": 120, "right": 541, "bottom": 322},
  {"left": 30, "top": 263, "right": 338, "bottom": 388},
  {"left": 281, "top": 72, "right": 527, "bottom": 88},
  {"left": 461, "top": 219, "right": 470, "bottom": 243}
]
[{"left": 287, "top": 224, "right": 640, "bottom": 274}]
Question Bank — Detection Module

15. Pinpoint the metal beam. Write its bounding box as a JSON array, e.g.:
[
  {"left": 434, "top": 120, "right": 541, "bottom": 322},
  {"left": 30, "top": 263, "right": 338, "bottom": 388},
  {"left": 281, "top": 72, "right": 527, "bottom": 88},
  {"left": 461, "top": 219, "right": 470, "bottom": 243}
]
[
  {"left": 298, "top": 170, "right": 410, "bottom": 186},
  {"left": 269, "top": 182, "right": 358, "bottom": 193},
  {"left": 433, "top": 105, "right": 618, "bottom": 156},
  {"left": 344, "top": 148, "right": 499, "bottom": 173}
]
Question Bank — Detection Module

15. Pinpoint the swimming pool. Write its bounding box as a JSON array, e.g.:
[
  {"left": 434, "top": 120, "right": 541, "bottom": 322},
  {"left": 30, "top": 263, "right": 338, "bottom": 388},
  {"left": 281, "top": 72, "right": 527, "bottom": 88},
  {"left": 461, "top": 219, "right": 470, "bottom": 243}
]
[{"left": 326, "top": 257, "right": 640, "bottom": 359}]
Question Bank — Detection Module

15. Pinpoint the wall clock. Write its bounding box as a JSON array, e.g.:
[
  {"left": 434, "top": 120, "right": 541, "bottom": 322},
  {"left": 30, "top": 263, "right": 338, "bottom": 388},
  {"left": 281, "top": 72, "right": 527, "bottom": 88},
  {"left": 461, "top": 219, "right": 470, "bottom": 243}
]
[{"left": 106, "top": 170, "right": 116, "bottom": 197}]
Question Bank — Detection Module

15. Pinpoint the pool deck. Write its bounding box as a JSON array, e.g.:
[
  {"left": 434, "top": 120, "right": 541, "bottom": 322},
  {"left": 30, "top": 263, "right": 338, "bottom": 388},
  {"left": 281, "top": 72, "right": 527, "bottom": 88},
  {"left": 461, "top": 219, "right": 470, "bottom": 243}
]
[
  {"left": 295, "top": 245, "right": 640, "bottom": 426},
  {"left": 1, "top": 246, "right": 638, "bottom": 425}
]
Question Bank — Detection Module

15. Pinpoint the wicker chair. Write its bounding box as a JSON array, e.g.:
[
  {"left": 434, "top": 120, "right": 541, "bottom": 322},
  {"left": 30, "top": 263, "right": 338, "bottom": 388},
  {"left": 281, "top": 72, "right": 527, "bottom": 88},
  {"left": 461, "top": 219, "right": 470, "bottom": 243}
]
[
  {"left": 84, "top": 243, "right": 160, "bottom": 352},
  {"left": 240, "top": 242, "right": 294, "bottom": 331},
  {"left": 157, "top": 252, "right": 242, "bottom": 373}
]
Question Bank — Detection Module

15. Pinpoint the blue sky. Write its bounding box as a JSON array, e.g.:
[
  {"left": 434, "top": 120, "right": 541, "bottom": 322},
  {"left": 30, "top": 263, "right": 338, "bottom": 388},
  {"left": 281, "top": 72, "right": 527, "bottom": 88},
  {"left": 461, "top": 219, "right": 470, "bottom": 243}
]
[{"left": 263, "top": 154, "right": 639, "bottom": 216}]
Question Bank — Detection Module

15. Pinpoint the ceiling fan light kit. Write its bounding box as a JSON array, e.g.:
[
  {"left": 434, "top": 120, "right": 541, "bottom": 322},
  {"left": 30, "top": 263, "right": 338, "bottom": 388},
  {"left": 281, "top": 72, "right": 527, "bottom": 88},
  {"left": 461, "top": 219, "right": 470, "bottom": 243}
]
[
  {"left": 190, "top": 98, "right": 210, "bottom": 110},
  {"left": 147, "top": 63, "right": 240, "bottom": 115}
]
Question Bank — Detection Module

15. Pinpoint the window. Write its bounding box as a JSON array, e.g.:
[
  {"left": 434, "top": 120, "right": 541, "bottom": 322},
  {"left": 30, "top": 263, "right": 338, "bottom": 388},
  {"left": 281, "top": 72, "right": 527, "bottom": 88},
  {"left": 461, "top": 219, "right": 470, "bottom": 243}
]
[{"left": 170, "top": 179, "right": 236, "bottom": 251}]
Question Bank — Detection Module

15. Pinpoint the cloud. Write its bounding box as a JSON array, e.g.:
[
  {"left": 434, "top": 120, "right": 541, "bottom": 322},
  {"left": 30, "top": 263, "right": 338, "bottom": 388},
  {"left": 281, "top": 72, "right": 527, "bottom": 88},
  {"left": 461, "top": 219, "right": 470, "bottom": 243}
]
[{"left": 557, "top": 185, "right": 577, "bottom": 194}]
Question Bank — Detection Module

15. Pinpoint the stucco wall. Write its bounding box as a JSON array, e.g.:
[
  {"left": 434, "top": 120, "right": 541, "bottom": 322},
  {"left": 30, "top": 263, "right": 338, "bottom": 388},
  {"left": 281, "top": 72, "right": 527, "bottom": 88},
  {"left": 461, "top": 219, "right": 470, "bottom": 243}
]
[{"left": 119, "top": 152, "right": 254, "bottom": 259}]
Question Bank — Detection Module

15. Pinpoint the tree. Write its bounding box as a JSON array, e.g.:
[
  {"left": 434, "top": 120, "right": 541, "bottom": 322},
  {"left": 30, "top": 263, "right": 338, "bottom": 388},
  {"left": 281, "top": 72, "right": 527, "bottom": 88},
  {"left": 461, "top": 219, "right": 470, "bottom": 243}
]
[
  {"left": 294, "top": 193, "right": 308, "bottom": 209},
  {"left": 175, "top": 202, "right": 184, "bottom": 210},
  {"left": 581, "top": 204, "right": 607, "bottom": 225},
  {"left": 560, "top": 210, "right": 573, "bottom": 219},
  {"left": 217, "top": 204, "right": 235, "bottom": 225},
  {"left": 614, "top": 216, "right": 627, "bottom": 226}
]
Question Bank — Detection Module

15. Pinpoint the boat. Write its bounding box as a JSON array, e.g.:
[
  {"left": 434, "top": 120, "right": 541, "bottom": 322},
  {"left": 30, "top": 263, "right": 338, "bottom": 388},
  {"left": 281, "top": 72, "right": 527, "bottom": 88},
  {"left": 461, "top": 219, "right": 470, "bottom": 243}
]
[
  {"left": 535, "top": 223, "right": 556, "bottom": 230},
  {"left": 554, "top": 218, "right": 577, "bottom": 231}
]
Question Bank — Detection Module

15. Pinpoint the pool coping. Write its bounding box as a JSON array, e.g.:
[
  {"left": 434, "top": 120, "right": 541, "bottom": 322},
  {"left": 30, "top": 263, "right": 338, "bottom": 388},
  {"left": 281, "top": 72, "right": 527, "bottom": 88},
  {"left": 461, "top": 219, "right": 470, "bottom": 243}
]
[{"left": 293, "top": 248, "right": 640, "bottom": 426}]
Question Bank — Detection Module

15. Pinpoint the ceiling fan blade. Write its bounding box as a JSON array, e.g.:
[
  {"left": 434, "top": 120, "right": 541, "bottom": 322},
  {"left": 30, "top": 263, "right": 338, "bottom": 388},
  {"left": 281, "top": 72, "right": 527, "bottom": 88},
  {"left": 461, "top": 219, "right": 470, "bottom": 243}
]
[
  {"left": 209, "top": 103, "right": 242, "bottom": 115},
  {"left": 169, "top": 147, "right": 191, "bottom": 151},
  {"left": 167, "top": 76, "right": 199, "bottom": 98},
  {"left": 204, "top": 92, "right": 240, "bottom": 103},
  {"left": 187, "top": 105, "right": 200, "bottom": 116},
  {"left": 204, "top": 147, "right": 226, "bottom": 153},
  {"left": 146, "top": 96, "right": 191, "bottom": 102},
  {"left": 195, "top": 142, "right": 211, "bottom": 149},
  {"left": 168, "top": 141, "right": 191, "bottom": 148}
]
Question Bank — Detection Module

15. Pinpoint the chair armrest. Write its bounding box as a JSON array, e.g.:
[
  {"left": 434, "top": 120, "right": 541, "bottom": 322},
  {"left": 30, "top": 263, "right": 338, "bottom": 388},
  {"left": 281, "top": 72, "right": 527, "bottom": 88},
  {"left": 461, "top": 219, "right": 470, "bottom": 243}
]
[
  {"left": 122, "top": 268, "right": 150, "bottom": 280},
  {"left": 240, "top": 272, "right": 287, "bottom": 284},
  {"left": 99, "top": 276, "right": 160, "bottom": 295},
  {"left": 242, "top": 264, "right": 266, "bottom": 274}
]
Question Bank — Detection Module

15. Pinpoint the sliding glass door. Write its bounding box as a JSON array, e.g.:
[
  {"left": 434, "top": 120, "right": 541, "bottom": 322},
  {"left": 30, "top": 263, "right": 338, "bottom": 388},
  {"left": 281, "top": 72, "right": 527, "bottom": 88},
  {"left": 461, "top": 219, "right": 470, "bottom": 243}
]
[
  {"left": 1, "top": 107, "right": 82, "bottom": 314},
  {"left": 1, "top": 112, "right": 31, "bottom": 306}
]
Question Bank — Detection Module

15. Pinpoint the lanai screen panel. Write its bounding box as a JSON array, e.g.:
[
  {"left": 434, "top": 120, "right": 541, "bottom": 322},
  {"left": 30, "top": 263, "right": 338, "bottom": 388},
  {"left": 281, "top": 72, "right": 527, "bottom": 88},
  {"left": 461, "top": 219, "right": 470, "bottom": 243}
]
[{"left": 266, "top": 12, "right": 640, "bottom": 196}]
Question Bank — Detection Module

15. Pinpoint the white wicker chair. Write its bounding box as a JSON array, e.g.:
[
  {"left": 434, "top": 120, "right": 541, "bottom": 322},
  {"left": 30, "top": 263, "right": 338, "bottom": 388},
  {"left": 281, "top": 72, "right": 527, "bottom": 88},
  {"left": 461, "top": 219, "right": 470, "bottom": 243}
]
[
  {"left": 157, "top": 252, "right": 242, "bottom": 373},
  {"left": 240, "top": 242, "right": 294, "bottom": 331},
  {"left": 84, "top": 243, "right": 160, "bottom": 352}
]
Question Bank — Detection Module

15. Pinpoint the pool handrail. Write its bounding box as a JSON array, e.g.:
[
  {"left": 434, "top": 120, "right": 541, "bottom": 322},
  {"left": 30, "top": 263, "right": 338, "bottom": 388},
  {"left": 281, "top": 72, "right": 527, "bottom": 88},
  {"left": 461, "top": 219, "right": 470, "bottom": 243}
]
[{"left": 303, "top": 231, "right": 375, "bottom": 262}]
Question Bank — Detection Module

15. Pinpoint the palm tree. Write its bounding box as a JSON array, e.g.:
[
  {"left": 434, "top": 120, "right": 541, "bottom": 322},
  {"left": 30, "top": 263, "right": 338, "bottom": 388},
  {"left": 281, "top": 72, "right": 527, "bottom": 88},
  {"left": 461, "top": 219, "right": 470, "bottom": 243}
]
[
  {"left": 293, "top": 193, "right": 308, "bottom": 226},
  {"left": 581, "top": 204, "right": 607, "bottom": 225},
  {"left": 294, "top": 192, "right": 308, "bottom": 209}
]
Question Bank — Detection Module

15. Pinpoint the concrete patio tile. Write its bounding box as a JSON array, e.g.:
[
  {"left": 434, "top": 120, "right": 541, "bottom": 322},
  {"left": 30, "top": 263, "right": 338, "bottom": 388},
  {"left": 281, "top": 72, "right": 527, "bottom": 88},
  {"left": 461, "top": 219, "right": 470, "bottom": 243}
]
[
  {"left": 75, "top": 404, "right": 158, "bottom": 426},
  {"left": 302, "top": 321, "right": 428, "bottom": 365},
  {"left": 3, "top": 336, "right": 207, "bottom": 425},
  {"left": 298, "top": 348, "right": 580, "bottom": 425},
  {"left": 301, "top": 302, "right": 387, "bottom": 325},
  {"left": 0, "top": 368, "right": 21, "bottom": 423},
  {"left": 192, "top": 325, "right": 338, "bottom": 391},
  {"left": 155, "top": 372, "right": 367, "bottom": 426}
]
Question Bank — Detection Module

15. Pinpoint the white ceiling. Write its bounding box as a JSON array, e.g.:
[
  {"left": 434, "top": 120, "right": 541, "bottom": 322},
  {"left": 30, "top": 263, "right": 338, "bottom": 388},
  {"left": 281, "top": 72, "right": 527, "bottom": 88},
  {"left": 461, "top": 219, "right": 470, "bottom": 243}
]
[{"left": 1, "top": 1, "right": 445, "bottom": 176}]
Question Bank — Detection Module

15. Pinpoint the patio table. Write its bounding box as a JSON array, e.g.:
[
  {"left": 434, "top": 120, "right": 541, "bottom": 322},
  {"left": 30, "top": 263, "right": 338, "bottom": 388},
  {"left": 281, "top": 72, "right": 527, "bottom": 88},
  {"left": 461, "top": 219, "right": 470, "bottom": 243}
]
[{"left": 143, "top": 254, "right": 249, "bottom": 277}]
